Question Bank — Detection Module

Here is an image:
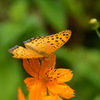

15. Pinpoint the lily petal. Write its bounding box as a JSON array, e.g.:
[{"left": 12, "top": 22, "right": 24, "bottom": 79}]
[
  {"left": 47, "top": 82, "right": 75, "bottom": 99},
  {"left": 23, "top": 59, "right": 40, "bottom": 78},
  {"left": 56, "top": 69, "right": 73, "bottom": 83},
  {"left": 39, "top": 54, "right": 56, "bottom": 78},
  {"left": 47, "top": 82, "right": 67, "bottom": 94},
  {"left": 29, "top": 80, "right": 46, "bottom": 100},
  {"left": 18, "top": 88, "right": 26, "bottom": 100},
  {"left": 24, "top": 77, "right": 39, "bottom": 91},
  {"left": 59, "top": 84, "right": 75, "bottom": 99}
]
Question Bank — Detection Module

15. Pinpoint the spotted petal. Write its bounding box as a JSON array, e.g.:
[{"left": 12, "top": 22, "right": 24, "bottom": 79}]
[{"left": 55, "top": 69, "right": 73, "bottom": 83}]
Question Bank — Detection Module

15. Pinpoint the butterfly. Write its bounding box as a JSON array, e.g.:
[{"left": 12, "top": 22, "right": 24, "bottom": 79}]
[{"left": 9, "top": 30, "right": 71, "bottom": 59}]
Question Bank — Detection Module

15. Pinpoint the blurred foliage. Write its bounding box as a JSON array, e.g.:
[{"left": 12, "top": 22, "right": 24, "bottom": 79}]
[{"left": 0, "top": 0, "right": 100, "bottom": 100}]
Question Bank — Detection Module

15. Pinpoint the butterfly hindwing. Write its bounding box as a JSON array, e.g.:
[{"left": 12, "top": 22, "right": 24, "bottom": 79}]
[{"left": 9, "top": 45, "right": 43, "bottom": 59}]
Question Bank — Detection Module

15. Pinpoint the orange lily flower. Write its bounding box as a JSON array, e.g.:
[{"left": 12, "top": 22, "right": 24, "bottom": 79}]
[{"left": 23, "top": 54, "right": 75, "bottom": 100}]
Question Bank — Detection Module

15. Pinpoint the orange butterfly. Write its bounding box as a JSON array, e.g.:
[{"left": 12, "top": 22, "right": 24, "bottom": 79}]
[{"left": 9, "top": 30, "right": 71, "bottom": 59}]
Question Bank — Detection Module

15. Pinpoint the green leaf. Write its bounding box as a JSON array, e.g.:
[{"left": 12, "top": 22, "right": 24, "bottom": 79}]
[
  {"left": 34, "top": 0, "right": 67, "bottom": 31},
  {"left": 63, "top": 0, "right": 89, "bottom": 27},
  {"left": 0, "top": 14, "right": 46, "bottom": 47},
  {"left": 0, "top": 60, "right": 24, "bottom": 100},
  {"left": 9, "top": 0, "right": 28, "bottom": 22}
]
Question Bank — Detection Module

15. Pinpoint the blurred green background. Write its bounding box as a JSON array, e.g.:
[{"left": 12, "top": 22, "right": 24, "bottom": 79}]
[{"left": 0, "top": 0, "right": 100, "bottom": 100}]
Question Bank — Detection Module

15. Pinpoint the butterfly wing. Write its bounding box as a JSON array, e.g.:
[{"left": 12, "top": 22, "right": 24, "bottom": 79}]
[
  {"left": 24, "top": 36, "right": 47, "bottom": 56},
  {"left": 9, "top": 45, "right": 43, "bottom": 59},
  {"left": 9, "top": 30, "right": 71, "bottom": 59},
  {"left": 24, "top": 30, "right": 71, "bottom": 56},
  {"left": 43, "top": 30, "right": 71, "bottom": 54}
]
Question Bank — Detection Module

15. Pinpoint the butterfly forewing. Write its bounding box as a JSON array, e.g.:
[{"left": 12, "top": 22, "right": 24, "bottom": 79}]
[
  {"left": 43, "top": 30, "right": 71, "bottom": 54},
  {"left": 24, "top": 30, "right": 71, "bottom": 55}
]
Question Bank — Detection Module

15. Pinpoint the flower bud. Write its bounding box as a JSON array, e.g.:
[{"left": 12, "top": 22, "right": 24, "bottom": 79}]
[{"left": 89, "top": 18, "right": 99, "bottom": 30}]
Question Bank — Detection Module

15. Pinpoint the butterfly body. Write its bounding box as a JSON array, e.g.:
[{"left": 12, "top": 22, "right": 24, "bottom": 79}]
[{"left": 9, "top": 30, "right": 71, "bottom": 59}]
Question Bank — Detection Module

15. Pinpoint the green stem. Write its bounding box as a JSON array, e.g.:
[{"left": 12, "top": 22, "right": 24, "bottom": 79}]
[{"left": 95, "top": 29, "right": 100, "bottom": 38}]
